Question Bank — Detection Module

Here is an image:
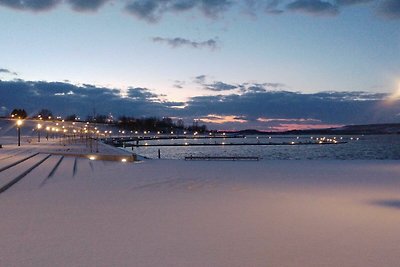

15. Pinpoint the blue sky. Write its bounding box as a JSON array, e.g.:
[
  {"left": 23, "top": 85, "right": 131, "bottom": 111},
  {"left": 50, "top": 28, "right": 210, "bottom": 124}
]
[{"left": 1, "top": 0, "right": 400, "bottom": 130}]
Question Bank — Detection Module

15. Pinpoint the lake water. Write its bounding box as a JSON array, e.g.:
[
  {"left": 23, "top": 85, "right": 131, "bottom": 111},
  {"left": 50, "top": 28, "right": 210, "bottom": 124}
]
[{"left": 123, "top": 135, "right": 400, "bottom": 160}]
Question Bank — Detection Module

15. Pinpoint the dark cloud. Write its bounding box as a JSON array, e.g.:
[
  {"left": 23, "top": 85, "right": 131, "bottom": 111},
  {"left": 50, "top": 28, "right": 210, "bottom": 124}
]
[
  {"left": 286, "top": 0, "right": 339, "bottom": 16},
  {"left": 265, "top": 0, "right": 284, "bottom": 14},
  {"left": 124, "top": 0, "right": 160, "bottom": 22},
  {"left": 124, "top": 0, "right": 232, "bottom": 22},
  {"left": 68, "top": 0, "right": 110, "bottom": 11},
  {"left": 335, "top": 0, "right": 373, "bottom": 6},
  {"left": 1, "top": 79, "right": 399, "bottom": 129},
  {"left": 0, "top": 80, "right": 174, "bottom": 118},
  {"left": 152, "top": 37, "right": 218, "bottom": 49},
  {"left": 0, "top": 0, "right": 393, "bottom": 21},
  {"left": 180, "top": 90, "right": 398, "bottom": 126},
  {"left": 194, "top": 77, "right": 284, "bottom": 93},
  {"left": 0, "top": 68, "right": 17, "bottom": 76},
  {"left": 245, "top": 85, "right": 267, "bottom": 93},
  {"left": 238, "top": 82, "right": 285, "bottom": 93},
  {"left": 173, "top": 80, "right": 185, "bottom": 89},
  {"left": 126, "top": 87, "right": 158, "bottom": 100},
  {"left": 205, "top": 81, "right": 237, "bottom": 91},
  {"left": 0, "top": 0, "right": 110, "bottom": 12},
  {"left": 0, "top": 0, "right": 60, "bottom": 11},
  {"left": 194, "top": 75, "right": 207, "bottom": 84},
  {"left": 378, "top": 0, "right": 400, "bottom": 19}
]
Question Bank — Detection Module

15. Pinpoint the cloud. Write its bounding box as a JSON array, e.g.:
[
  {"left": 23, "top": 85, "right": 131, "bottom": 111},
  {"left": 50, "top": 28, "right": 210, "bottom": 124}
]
[
  {"left": 0, "top": 0, "right": 60, "bottom": 11},
  {"left": 68, "top": 0, "right": 111, "bottom": 11},
  {"left": 173, "top": 80, "right": 185, "bottom": 89},
  {"left": 193, "top": 76, "right": 284, "bottom": 93},
  {"left": 1, "top": 78, "right": 400, "bottom": 130},
  {"left": 378, "top": 0, "right": 400, "bottom": 19},
  {"left": 194, "top": 75, "right": 207, "bottom": 84},
  {"left": 0, "top": 68, "right": 17, "bottom": 76},
  {"left": 286, "top": 0, "right": 339, "bottom": 16},
  {"left": 0, "top": 0, "right": 394, "bottom": 21},
  {"left": 335, "top": 0, "right": 373, "bottom": 6},
  {"left": 180, "top": 90, "right": 398, "bottom": 127},
  {"left": 124, "top": 0, "right": 233, "bottom": 22},
  {"left": 199, "top": 114, "right": 248, "bottom": 124},
  {"left": 126, "top": 87, "right": 158, "bottom": 100},
  {"left": 205, "top": 81, "right": 237, "bottom": 91},
  {"left": 265, "top": 0, "right": 284, "bottom": 14},
  {"left": 0, "top": 79, "right": 175, "bottom": 118},
  {"left": 0, "top": 0, "right": 111, "bottom": 12},
  {"left": 152, "top": 37, "right": 218, "bottom": 49}
]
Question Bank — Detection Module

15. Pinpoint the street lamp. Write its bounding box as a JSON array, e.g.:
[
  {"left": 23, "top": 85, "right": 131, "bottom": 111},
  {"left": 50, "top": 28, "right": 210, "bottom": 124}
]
[
  {"left": 37, "top": 123, "right": 42, "bottom": 143},
  {"left": 16, "top": 119, "right": 23, "bottom": 146},
  {"left": 45, "top": 126, "right": 50, "bottom": 140}
]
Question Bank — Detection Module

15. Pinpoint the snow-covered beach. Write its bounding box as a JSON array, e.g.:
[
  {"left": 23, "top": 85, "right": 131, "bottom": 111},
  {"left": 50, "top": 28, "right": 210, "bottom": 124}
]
[{"left": 1, "top": 133, "right": 400, "bottom": 267}]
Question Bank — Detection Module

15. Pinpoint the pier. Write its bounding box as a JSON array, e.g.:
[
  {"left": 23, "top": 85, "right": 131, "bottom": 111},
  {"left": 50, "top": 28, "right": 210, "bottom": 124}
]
[{"left": 113, "top": 141, "right": 346, "bottom": 148}]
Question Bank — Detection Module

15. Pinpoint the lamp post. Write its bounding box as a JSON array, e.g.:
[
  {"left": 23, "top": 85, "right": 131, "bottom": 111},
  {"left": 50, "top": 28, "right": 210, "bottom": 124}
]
[
  {"left": 45, "top": 126, "right": 50, "bottom": 140},
  {"left": 37, "top": 123, "right": 42, "bottom": 143},
  {"left": 16, "top": 119, "right": 23, "bottom": 146}
]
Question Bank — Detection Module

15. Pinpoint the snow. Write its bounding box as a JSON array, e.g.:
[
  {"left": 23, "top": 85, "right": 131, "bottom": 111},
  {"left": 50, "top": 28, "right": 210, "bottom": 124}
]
[{"left": 1, "top": 134, "right": 400, "bottom": 266}]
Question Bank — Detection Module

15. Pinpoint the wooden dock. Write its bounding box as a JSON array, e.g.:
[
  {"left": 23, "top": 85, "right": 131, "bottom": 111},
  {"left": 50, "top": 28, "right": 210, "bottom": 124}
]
[{"left": 115, "top": 141, "right": 346, "bottom": 148}]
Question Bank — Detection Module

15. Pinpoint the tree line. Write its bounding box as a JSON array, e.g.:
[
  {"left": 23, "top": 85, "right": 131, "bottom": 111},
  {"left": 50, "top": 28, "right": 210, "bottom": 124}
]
[{"left": 7, "top": 108, "right": 208, "bottom": 133}]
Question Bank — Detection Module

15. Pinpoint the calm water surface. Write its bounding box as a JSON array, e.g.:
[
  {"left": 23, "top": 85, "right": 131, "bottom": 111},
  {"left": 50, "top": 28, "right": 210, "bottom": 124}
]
[{"left": 123, "top": 135, "right": 400, "bottom": 160}]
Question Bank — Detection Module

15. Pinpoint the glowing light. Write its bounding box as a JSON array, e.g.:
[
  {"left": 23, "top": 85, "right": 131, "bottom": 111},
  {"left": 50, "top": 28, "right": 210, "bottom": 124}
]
[
  {"left": 386, "top": 83, "right": 400, "bottom": 104},
  {"left": 121, "top": 158, "right": 127, "bottom": 162},
  {"left": 37, "top": 123, "right": 42, "bottom": 129},
  {"left": 16, "top": 120, "right": 23, "bottom": 126},
  {"left": 89, "top": 156, "right": 96, "bottom": 160}
]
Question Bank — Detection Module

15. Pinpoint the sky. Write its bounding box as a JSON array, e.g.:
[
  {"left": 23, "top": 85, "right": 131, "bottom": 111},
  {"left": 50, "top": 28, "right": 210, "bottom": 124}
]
[{"left": 0, "top": 0, "right": 400, "bottom": 131}]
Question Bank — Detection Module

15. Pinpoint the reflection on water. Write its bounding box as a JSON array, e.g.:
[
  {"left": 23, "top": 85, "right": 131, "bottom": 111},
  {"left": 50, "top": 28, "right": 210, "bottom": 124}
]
[{"left": 122, "top": 135, "right": 400, "bottom": 160}]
